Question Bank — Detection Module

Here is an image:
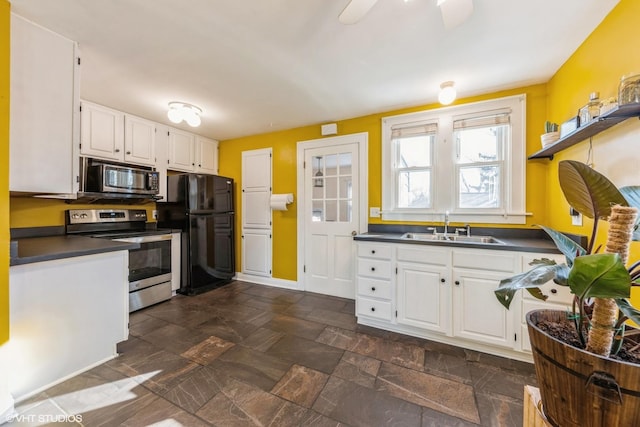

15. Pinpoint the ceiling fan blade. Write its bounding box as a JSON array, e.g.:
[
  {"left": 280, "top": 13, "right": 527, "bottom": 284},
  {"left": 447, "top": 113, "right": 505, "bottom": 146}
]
[
  {"left": 439, "top": 0, "right": 473, "bottom": 30},
  {"left": 339, "top": 0, "right": 379, "bottom": 25}
]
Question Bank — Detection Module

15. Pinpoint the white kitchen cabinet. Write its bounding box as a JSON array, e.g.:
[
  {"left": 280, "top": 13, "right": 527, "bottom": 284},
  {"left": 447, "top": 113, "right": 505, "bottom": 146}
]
[
  {"left": 9, "top": 251, "right": 128, "bottom": 400},
  {"left": 124, "top": 114, "right": 156, "bottom": 166},
  {"left": 519, "top": 253, "right": 571, "bottom": 352},
  {"left": 356, "top": 242, "right": 394, "bottom": 322},
  {"left": 195, "top": 136, "right": 219, "bottom": 174},
  {"left": 80, "top": 101, "right": 125, "bottom": 161},
  {"left": 10, "top": 13, "right": 80, "bottom": 195},
  {"left": 167, "top": 128, "right": 195, "bottom": 172},
  {"left": 354, "top": 239, "right": 561, "bottom": 362},
  {"left": 452, "top": 268, "right": 516, "bottom": 349},
  {"left": 242, "top": 229, "right": 272, "bottom": 277},
  {"left": 452, "top": 249, "right": 518, "bottom": 349},
  {"left": 396, "top": 245, "right": 451, "bottom": 334}
]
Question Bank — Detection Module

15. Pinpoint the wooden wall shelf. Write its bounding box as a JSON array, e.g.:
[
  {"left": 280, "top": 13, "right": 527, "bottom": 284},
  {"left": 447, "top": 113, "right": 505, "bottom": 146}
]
[{"left": 528, "top": 102, "right": 640, "bottom": 160}]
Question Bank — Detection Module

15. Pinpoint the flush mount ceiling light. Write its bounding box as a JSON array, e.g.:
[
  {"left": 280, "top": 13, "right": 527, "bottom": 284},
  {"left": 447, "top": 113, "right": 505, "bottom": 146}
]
[
  {"left": 167, "top": 102, "right": 202, "bottom": 127},
  {"left": 438, "top": 81, "right": 457, "bottom": 105}
]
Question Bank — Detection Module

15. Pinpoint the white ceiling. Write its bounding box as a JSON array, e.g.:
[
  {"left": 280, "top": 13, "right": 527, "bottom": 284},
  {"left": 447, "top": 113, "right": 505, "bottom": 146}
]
[{"left": 10, "top": 0, "right": 620, "bottom": 140}]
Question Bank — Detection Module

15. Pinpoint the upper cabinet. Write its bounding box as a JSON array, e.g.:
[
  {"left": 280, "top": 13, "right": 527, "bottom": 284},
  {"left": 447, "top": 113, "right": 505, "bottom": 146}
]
[
  {"left": 167, "top": 128, "right": 195, "bottom": 172},
  {"left": 167, "top": 129, "right": 218, "bottom": 174},
  {"left": 124, "top": 115, "right": 156, "bottom": 166},
  {"left": 10, "top": 14, "right": 80, "bottom": 195},
  {"left": 80, "top": 101, "right": 124, "bottom": 161},
  {"left": 195, "top": 136, "right": 219, "bottom": 174},
  {"left": 81, "top": 101, "right": 156, "bottom": 167}
]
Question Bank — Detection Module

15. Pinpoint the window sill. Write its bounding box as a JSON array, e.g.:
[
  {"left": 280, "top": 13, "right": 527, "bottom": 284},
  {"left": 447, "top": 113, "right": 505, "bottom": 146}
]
[{"left": 381, "top": 211, "right": 529, "bottom": 225}]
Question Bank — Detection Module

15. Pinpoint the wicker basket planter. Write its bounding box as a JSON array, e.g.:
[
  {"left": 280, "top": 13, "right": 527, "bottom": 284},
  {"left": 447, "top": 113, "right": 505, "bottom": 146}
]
[{"left": 527, "top": 309, "right": 640, "bottom": 427}]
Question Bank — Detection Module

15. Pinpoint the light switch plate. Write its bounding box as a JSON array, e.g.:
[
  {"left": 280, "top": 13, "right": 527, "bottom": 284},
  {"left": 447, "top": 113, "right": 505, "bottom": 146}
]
[
  {"left": 152, "top": 210, "right": 158, "bottom": 220},
  {"left": 369, "top": 207, "right": 381, "bottom": 218}
]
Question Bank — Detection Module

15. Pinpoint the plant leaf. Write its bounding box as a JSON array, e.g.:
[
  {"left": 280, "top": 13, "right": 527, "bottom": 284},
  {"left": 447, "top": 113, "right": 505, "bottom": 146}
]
[
  {"left": 619, "top": 185, "right": 640, "bottom": 241},
  {"left": 568, "top": 253, "right": 631, "bottom": 299},
  {"left": 495, "top": 263, "right": 565, "bottom": 309},
  {"left": 616, "top": 298, "right": 640, "bottom": 326},
  {"left": 558, "top": 160, "right": 627, "bottom": 220},
  {"left": 538, "top": 225, "right": 586, "bottom": 266}
]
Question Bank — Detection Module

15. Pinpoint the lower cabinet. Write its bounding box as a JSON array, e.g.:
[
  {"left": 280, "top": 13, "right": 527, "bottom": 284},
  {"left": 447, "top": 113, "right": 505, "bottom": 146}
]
[
  {"left": 355, "top": 240, "right": 566, "bottom": 361},
  {"left": 396, "top": 245, "right": 451, "bottom": 335},
  {"left": 9, "top": 251, "right": 129, "bottom": 400}
]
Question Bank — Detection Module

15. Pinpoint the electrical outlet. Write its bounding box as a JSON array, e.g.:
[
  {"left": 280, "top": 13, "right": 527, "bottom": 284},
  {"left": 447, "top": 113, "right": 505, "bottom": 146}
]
[
  {"left": 369, "top": 207, "right": 381, "bottom": 218},
  {"left": 571, "top": 212, "right": 582, "bottom": 226},
  {"left": 152, "top": 210, "right": 158, "bottom": 220}
]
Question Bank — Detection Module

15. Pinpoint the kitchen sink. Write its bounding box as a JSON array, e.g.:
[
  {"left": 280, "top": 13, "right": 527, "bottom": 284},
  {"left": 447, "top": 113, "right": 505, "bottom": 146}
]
[
  {"left": 400, "top": 233, "right": 441, "bottom": 241},
  {"left": 400, "top": 233, "right": 505, "bottom": 245}
]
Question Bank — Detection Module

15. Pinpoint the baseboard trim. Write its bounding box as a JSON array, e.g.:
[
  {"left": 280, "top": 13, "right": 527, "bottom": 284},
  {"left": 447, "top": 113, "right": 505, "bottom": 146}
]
[
  {"left": 11, "top": 353, "right": 118, "bottom": 404},
  {"left": 235, "top": 273, "right": 300, "bottom": 291}
]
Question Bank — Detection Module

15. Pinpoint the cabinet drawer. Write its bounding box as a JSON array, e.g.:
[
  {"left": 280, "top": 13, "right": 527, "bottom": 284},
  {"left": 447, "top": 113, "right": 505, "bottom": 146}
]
[
  {"left": 357, "top": 244, "right": 392, "bottom": 260},
  {"left": 358, "top": 277, "right": 392, "bottom": 300},
  {"left": 397, "top": 245, "right": 450, "bottom": 266},
  {"left": 452, "top": 249, "right": 517, "bottom": 272},
  {"left": 523, "top": 281, "right": 573, "bottom": 305},
  {"left": 357, "top": 297, "right": 392, "bottom": 321},
  {"left": 358, "top": 259, "right": 392, "bottom": 279}
]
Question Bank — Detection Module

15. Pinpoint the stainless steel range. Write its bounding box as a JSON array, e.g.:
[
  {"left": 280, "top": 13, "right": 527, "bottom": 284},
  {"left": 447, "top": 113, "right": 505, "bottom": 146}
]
[{"left": 66, "top": 208, "right": 173, "bottom": 312}]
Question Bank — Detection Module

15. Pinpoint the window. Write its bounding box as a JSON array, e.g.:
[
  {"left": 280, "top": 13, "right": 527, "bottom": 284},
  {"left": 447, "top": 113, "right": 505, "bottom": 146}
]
[{"left": 382, "top": 95, "right": 526, "bottom": 224}]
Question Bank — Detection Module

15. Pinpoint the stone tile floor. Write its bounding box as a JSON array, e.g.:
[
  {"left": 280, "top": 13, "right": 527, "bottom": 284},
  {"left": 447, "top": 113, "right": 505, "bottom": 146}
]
[{"left": 8, "top": 281, "right": 537, "bottom": 426}]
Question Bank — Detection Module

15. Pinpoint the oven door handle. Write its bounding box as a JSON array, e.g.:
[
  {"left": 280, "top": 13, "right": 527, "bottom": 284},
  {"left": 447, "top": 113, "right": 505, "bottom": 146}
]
[{"left": 112, "top": 234, "right": 173, "bottom": 244}]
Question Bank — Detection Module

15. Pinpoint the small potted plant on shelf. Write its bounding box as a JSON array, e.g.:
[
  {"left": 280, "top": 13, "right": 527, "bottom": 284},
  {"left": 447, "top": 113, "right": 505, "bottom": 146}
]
[
  {"left": 540, "top": 121, "right": 560, "bottom": 148},
  {"left": 495, "top": 160, "right": 640, "bottom": 427}
]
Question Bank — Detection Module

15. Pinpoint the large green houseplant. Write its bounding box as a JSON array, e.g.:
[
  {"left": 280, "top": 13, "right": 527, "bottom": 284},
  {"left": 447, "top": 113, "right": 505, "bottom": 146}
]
[{"left": 495, "top": 160, "right": 640, "bottom": 426}]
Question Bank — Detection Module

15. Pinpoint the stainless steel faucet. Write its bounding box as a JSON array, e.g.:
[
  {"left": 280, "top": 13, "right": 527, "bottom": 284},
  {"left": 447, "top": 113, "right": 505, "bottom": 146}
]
[
  {"left": 444, "top": 211, "right": 450, "bottom": 236},
  {"left": 456, "top": 224, "right": 471, "bottom": 237}
]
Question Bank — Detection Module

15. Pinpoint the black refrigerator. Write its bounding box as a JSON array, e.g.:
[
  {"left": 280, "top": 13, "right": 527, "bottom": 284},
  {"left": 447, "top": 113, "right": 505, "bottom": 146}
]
[{"left": 158, "top": 174, "right": 235, "bottom": 295}]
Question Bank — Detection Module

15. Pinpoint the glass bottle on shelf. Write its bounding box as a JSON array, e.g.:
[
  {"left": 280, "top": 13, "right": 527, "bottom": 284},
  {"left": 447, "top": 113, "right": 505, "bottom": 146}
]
[{"left": 578, "top": 92, "right": 601, "bottom": 126}]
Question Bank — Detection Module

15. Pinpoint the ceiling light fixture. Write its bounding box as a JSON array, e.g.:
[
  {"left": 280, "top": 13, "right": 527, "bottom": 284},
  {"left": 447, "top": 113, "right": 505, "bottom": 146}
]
[
  {"left": 167, "top": 102, "right": 202, "bottom": 127},
  {"left": 438, "top": 81, "right": 456, "bottom": 105}
]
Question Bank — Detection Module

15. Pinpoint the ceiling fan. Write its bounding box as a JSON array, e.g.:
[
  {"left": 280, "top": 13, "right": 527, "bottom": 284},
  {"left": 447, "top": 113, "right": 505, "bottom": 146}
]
[{"left": 339, "top": 0, "right": 473, "bottom": 29}]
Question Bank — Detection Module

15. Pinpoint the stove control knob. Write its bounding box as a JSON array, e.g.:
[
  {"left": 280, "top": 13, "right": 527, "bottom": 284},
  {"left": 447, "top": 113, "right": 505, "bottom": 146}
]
[
  {"left": 80, "top": 213, "right": 88, "bottom": 219},
  {"left": 71, "top": 213, "right": 79, "bottom": 219}
]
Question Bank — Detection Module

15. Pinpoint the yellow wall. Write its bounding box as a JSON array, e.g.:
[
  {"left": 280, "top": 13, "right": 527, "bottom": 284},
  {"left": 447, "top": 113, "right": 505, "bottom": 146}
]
[
  {"left": 9, "top": 198, "right": 156, "bottom": 229},
  {"left": 219, "top": 84, "right": 549, "bottom": 280},
  {"left": 543, "top": 0, "right": 640, "bottom": 306},
  {"left": 1, "top": 0, "right": 10, "bottom": 344}
]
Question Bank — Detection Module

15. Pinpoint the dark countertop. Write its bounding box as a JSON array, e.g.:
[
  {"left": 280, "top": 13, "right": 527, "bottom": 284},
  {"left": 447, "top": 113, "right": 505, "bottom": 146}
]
[
  {"left": 10, "top": 235, "right": 139, "bottom": 266},
  {"left": 354, "top": 225, "right": 570, "bottom": 254}
]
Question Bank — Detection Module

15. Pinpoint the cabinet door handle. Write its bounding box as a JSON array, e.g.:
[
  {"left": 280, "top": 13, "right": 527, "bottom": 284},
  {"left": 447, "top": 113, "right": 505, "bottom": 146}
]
[
  {"left": 550, "top": 288, "right": 558, "bottom": 294},
  {"left": 371, "top": 286, "right": 376, "bottom": 292},
  {"left": 114, "top": 148, "right": 120, "bottom": 153},
  {"left": 371, "top": 250, "right": 376, "bottom": 254},
  {"left": 455, "top": 280, "right": 460, "bottom": 285},
  {"left": 371, "top": 267, "right": 376, "bottom": 272},
  {"left": 126, "top": 151, "right": 131, "bottom": 155},
  {"left": 440, "top": 278, "right": 445, "bottom": 283},
  {"left": 370, "top": 307, "right": 376, "bottom": 312},
  {"left": 199, "top": 164, "right": 202, "bottom": 167}
]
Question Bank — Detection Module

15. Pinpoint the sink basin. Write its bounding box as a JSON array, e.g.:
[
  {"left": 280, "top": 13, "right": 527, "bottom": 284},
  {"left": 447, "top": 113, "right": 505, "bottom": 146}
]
[
  {"left": 446, "top": 235, "right": 505, "bottom": 244},
  {"left": 400, "top": 232, "right": 504, "bottom": 245},
  {"left": 400, "top": 233, "right": 441, "bottom": 241}
]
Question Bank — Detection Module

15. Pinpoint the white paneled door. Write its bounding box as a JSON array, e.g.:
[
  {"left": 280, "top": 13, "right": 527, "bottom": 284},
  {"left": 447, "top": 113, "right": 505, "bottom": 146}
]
[{"left": 298, "top": 133, "right": 367, "bottom": 299}]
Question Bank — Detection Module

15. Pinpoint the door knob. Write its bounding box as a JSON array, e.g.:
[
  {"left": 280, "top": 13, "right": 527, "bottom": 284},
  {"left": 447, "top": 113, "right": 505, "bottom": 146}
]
[{"left": 351, "top": 231, "right": 357, "bottom": 236}]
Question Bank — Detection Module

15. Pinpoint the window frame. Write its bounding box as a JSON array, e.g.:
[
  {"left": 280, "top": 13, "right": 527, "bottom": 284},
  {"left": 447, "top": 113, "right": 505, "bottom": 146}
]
[{"left": 381, "top": 94, "right": 527, "bottom": 224}]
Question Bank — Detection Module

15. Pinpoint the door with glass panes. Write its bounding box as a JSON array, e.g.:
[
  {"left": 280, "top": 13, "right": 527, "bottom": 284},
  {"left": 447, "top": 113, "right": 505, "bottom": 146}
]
[{"left": 304, "top": 142, "right": 359, "bottom": 298}]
